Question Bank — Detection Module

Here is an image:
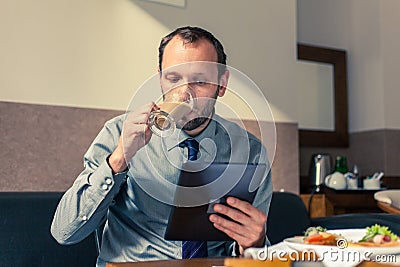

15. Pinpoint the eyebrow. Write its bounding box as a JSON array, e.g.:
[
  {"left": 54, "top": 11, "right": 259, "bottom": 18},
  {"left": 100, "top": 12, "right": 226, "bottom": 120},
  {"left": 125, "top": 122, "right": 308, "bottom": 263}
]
[
  {"left": 163, "top": 71, "right": 181, "bottom": 76},
  {"left": 163, "top": 71, "right": 208, "bottom": 77}
]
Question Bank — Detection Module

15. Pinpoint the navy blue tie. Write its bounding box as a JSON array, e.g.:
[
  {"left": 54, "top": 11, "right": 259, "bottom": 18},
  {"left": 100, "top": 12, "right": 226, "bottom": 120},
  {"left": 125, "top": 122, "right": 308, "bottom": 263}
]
[
  {"left": 179, "top": 138, "right": 199, "bottom": 161},
  {"left": 179, "top": 138, "right": 208, "bottom": 258}
]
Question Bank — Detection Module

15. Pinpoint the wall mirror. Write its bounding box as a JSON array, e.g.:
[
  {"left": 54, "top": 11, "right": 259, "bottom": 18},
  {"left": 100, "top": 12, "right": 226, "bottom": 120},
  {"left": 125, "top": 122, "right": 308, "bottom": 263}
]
[{"left": 297, "top": 43, "right": 349, "bottom": 147}]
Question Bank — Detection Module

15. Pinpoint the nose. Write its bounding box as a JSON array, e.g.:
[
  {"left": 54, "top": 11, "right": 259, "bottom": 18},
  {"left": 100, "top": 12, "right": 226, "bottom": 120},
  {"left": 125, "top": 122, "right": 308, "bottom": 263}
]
[
  {"left": 170, "top": 84, "right": 193, "bottom": 102},
  {"left": 181, "top": 88, "right": 192, "bottom": 102}
]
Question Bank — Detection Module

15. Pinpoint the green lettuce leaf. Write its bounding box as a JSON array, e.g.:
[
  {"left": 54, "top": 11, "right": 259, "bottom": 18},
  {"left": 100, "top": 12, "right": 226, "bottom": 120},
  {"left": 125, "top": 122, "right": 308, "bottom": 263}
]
[{"left": 359, "top": 224, "right": 399, "bottom": 242}]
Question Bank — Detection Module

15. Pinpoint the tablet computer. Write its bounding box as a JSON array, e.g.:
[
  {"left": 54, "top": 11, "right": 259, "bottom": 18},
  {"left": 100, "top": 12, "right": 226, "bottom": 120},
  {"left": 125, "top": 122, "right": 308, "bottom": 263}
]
[{"left": 164, "top": 162, "right": 267, "bottom": 241}]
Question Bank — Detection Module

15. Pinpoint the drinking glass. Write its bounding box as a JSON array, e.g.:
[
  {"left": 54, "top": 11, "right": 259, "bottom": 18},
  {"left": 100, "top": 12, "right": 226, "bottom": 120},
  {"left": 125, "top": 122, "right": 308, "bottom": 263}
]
[{"left": 147, "top": 88, "right": 195, "bottom": 137}]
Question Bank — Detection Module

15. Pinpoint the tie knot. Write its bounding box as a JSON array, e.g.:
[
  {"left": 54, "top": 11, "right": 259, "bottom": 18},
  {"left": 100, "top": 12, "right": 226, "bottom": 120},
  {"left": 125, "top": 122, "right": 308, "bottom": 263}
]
[{"left": 179, "top": 138, "right": 199, "bottom": 161}]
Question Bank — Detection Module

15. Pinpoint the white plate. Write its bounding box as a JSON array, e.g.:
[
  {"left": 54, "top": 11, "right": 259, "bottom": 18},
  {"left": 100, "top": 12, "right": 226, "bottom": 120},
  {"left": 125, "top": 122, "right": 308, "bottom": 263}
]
[
  {"left": 283, "top": 229, "right": 400, "bottom": 267},
  {"left": 375, "top": 189, "right": 400, "bottom": 206}
]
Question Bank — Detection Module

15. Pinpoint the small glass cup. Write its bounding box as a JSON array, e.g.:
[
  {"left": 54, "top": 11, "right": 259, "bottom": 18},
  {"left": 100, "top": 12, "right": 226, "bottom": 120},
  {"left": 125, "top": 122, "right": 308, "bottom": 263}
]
[{"left": 147, "top": 89, "right": 194, "bottom": 137}]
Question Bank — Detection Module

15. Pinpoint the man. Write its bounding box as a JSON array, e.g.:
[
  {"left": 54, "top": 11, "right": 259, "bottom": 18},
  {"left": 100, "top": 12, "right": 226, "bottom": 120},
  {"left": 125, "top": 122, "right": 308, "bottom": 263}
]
[{"left": 51, "top": 26, "right": 272, "bottom": 266}]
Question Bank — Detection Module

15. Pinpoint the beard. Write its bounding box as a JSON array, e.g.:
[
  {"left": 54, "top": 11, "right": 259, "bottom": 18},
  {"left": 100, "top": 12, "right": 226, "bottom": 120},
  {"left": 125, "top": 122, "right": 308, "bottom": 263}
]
[
  {"left": 182, "top": 115, "right": 210, "bottom": 131},
  {"left": 180, "top": 88, "right": 219, "bottom": 131}
]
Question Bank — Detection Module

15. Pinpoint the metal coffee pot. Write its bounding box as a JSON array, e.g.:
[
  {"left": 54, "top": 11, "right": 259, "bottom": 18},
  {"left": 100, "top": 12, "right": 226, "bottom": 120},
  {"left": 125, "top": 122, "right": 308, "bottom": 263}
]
[{"left": 309, "top": 154, "right": 332, "bottom": 190}]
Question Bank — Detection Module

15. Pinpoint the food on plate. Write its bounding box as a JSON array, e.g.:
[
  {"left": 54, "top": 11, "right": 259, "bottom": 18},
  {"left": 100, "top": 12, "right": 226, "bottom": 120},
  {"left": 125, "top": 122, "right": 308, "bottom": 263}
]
[
  {"left": 354, "top": 224, "right": 399, "bottom": 247},
  {"left": 303, "top": 226, "right": 340, "bottom": 245},
  {"left": 303, "top": 224, "right": 400, "bottom": 247}
]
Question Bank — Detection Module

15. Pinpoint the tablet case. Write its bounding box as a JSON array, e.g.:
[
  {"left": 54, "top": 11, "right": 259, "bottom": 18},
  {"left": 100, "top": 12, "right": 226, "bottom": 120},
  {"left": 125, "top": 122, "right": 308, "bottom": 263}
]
[{"left": 164, "top": 162, "right": 267, "bottom": 241}]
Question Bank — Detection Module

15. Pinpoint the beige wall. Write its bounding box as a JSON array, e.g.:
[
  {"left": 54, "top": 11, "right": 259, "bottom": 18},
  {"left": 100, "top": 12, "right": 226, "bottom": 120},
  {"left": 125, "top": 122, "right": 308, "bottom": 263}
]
[
  {"left": 0, "top": 0, "right": 301, "bottom": 193},
  {"left": 0, "top": 0, "right": 167, "bottom": 110},
  {"left": 5, "top": 0, "right": 399, "bottom": 132},
  {"left": 381, "top": 0, "right": 400, "bottom": 129},
  {"left": 0, "top": 0, "right": 297, "bottom": 123},
  {"left": 297, "top": 0, "right": 400, "bottom": 132},
  {"left": 297, "top": 0, "right": 400, "bottom": 181}
]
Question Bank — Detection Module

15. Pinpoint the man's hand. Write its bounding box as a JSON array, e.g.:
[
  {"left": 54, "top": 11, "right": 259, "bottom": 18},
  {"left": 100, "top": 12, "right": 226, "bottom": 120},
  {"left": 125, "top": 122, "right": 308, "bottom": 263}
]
[
  {"left": 108, "top": 102, "right": 155, "bottom": 173},
  {"left": 209, "top": 197, "right": 267, "bottom": 254}
]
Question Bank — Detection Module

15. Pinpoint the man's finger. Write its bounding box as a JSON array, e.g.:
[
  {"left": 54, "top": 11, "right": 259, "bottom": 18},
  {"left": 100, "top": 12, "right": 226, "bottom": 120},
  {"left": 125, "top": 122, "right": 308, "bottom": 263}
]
[
  {"left": 213, "top": 203, "right": 251, "bottom": 226},
  {"left": 212, "top": 222, "right": 246, "bottom": 244},
  {"left": 226, "top": 197, "right": 267, "bottom": 224},
  {"left": 139, "top": 101, "right": 156, "bottom": 114},
  {"left": 127, "top": 113, "right": 150, "bottom": 124},
  {"left": 209, "top": 214, "right": 246, "bottom": 237},
  {"left": 126, "top": 102, "right": 156, "bottom": 119}
]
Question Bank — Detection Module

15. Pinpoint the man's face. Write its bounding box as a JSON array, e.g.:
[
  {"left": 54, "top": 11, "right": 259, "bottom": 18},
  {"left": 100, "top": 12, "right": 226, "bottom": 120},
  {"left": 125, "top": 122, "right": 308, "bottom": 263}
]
[{"left": 160, "top": 36, "right": 228, "bottom": 131}]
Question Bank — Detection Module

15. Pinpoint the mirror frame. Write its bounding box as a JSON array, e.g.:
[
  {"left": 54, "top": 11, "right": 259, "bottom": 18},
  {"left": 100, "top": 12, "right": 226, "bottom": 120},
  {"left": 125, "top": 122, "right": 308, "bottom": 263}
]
[{"left": 297, "top": 43, "right": 349, "bottom": 147}]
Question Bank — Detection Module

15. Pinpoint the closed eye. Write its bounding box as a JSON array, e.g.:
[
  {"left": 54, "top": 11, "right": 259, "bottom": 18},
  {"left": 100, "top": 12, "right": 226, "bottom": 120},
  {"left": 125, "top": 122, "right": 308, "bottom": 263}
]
[
  {"left": 193, "top": 80, "right": 207, "bottom": 86},
  {"left": 164, "top": 73, "right": 182, "bottom": 83},
  {"left": 165, "top": 76, "right": 180, "bottom": 83}
]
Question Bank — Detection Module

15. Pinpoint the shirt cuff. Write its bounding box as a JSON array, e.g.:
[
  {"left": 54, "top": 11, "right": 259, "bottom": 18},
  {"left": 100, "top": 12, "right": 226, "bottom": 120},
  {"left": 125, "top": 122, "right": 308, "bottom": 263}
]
[
  {"left": 232, "top": 242, "right": 241, "bottom": 257},
  {"left": 87, "top": 158, "right": 128, "bottom": 199}
]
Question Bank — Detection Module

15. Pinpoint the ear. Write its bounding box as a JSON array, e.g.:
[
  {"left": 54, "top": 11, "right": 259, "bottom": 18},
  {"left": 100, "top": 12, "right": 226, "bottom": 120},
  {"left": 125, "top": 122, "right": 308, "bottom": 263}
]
[
  {"left": 217, "top": 70, "right": 229, "bottom": 97},
  {"left": 158, "top": 67, "right": 164, "bottom": 93}
]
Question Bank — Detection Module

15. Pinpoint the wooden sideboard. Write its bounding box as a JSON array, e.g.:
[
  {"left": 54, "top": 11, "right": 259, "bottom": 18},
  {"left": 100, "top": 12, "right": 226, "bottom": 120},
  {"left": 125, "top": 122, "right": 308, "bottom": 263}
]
[
  {"left": 300, "top": 193, "right": 333, "bottom": 218},
  {"left": 301, "top": 186, "right": 382, "bottom": 217},
  {"left": 322, "top": 186, "right": 382, "bottom": 214}
]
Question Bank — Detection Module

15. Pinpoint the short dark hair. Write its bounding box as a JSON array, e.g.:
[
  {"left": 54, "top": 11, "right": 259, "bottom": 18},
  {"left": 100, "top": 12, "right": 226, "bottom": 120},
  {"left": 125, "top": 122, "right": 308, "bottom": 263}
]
[{"left": 158, "top": 26, "right": 227, "bottom": 78}]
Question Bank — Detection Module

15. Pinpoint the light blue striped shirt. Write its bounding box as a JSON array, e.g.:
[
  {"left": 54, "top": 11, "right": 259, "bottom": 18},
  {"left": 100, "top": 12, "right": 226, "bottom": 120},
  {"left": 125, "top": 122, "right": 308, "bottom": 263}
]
[{"left": 51, "top": 113, "right": 272, "bottom": 266}]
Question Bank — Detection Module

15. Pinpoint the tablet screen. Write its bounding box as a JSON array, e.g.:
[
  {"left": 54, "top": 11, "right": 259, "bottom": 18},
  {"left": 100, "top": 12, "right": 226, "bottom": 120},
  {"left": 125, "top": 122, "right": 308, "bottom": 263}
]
[{"left": 164, "top": 162, "right": 267, "bottom": 241}]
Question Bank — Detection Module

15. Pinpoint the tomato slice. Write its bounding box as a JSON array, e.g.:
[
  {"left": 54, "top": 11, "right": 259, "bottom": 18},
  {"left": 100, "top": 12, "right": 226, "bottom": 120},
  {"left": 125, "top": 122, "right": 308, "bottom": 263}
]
[{"left": 305, "top": 234, "right": 324, "bottom": 243}]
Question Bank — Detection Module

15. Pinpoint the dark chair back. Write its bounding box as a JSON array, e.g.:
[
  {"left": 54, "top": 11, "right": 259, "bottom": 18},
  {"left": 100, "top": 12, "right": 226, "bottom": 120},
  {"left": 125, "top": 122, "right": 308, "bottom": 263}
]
[
  {"left": 266, "top": 192, "right": 311, "bottom": 245},
  {"left": 0, "top": 192, "right": 97, "bottom": 267}
]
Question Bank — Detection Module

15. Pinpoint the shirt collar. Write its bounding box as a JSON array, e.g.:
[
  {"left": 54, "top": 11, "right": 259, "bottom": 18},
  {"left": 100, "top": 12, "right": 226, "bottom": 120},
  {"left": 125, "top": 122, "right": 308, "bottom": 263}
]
[{"left": 163, "top": 114, "right": 217, "bottom": 155}]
